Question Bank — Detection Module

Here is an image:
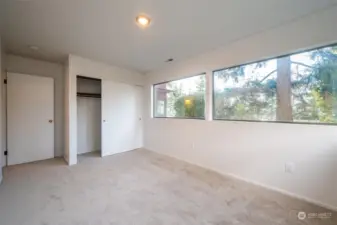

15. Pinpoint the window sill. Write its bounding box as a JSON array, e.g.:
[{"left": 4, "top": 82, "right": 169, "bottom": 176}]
[
  {"left": 153, "top": 117, "right": 205, "bottom": 120},
  {"left": 213, "top": 118, "right": 337, "bottom": 126}
]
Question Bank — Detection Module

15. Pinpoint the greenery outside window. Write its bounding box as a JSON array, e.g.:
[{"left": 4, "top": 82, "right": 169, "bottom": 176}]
[
  {"left": 213, "top": 44, "right": 337, "bottom": 124},
  {"left": 153, "top": 74, "right": 206, "bottom": 119}
]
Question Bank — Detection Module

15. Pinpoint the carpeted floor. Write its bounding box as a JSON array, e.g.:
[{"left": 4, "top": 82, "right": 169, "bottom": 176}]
[{"left": 0, "top": 149, "right": 335, "bottom": 225}]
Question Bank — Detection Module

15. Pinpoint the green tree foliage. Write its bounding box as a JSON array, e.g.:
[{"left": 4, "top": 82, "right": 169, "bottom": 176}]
[
  {"left": 214, "top": 61, "right": 278, "bottom": 121},
  {"left": 292, "top": 46, "right": 337, "bottom": 122},
  {"left": 214, "top": 46, "right": 337, "bottom": 123},
  {"left": 166, "top": 82, "right": 183, "bottom": 117},
  {"left": 174, "top": 93, "right": 205, "bottom": 118},
  {"left": 171, "top": 75, "right": 206, "bottom": 118}
]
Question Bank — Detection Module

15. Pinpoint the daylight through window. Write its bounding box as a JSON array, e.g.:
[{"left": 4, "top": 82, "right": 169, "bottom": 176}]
[
  {"left": 213, "top": 45, "right": 337, "bottom": 124},
  {"left": 153, "top": 74, "right": 206, "bottom": 119}
]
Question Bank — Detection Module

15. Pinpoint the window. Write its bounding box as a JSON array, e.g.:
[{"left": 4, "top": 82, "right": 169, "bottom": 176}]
[
  {"left": 213, "top": 44, "right": 337, "bottom": 124},
  {"left": 153, "top": 74, "right": 206, "bottom": 119}
]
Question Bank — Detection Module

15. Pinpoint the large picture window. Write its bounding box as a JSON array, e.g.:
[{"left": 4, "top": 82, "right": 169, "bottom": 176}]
[
  {"left": 213, "top": 44, "right": 337, "bottom": 124},
  {"left": 153, "top": 74, "right": 206, "bottom": 119}
]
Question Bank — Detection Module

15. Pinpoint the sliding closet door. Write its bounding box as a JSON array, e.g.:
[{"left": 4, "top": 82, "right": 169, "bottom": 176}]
[{"left": 101, "top": 80, "right": 142, "bottom": 157}]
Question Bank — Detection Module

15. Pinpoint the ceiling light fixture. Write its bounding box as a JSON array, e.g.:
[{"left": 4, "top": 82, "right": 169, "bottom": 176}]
[
  {"left": 29, "top": 45, "right": 39, "bottom": 51},
  {"left": 136, "top": 15, "right": 151, "bottom": 27}
]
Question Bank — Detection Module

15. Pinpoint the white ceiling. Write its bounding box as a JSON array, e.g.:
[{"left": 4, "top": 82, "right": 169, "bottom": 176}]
[{"left": 2, "top": 0, "right": 337, "bottom": 73}]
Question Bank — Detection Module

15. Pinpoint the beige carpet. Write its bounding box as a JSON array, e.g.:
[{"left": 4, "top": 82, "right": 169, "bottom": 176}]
[{"left": 0, "top": 149, "right": 335, "bottom": 225}]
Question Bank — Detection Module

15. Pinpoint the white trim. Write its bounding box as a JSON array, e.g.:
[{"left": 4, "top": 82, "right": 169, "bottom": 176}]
[
  {"left": 205, "top": 71, "right": 213, "bottom": 121},
  {"left": 224, "top": 172, "right": 337, "bottom": 212},
  {"left": 145, "top": 148, "right": 337, "bottom": 212},
  {"left": 63, "top": 156, "right": 69, "bottom": 164}
]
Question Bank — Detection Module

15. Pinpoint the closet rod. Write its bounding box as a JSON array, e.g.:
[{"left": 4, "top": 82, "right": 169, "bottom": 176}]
[
  {"left": 77, "top": 75, "right": 101, "bottom": 82},
  {"left": 77, "top": 92, "right": 101, "bottom": 98}
]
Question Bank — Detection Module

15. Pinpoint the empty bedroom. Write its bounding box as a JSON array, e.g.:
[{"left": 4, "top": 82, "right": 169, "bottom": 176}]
[{"left": 0, "top": 0, "right": 336, "bottom": 224}]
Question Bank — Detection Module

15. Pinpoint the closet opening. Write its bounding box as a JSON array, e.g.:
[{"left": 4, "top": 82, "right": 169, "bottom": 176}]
[{"left": 77, "top": 76, "right": 102, "bottom": 162}]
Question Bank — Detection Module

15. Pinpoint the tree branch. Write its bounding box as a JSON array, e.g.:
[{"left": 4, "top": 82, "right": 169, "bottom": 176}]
[
  {"left": 223, "top": 86, "right": 275, "bottom": 97},
  {"left": 260, "top": 70, "right": 277, "bottom": 82},
  {"left": 316, "top": 50, "right": 337, "bottom": 61},
  {"left": 291, "top": 61, "right": 316, "bottom": 69}
]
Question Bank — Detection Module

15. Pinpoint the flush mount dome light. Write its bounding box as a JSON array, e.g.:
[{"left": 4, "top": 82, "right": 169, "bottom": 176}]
[
  {"left": 136, "top": 15, "right": 151, "bottom": 27},
  {"left": 29, "top": 45, "right": 39, "bottom": 51}
]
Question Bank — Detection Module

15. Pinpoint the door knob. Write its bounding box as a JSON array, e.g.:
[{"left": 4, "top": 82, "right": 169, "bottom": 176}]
[{"left": 49, "top": 119, "right": 53, "bottom": 123}]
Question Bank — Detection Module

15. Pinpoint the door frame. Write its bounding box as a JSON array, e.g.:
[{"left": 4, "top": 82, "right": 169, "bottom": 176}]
[
  {"left": 4, "top": 73, "right": 8, "bottom": 166},
  {"left": 67, "top": 72, "right": 143, "bottom": 166},
  {"left": 76, "top": 75, "right": 103, "bottom": 158},
  {"left": 75, "top": 76, "right": 103, "bottom": 162}
]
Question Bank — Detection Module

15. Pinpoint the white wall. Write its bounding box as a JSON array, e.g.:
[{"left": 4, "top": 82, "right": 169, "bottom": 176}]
[
  {"left": 65, "top": 55, "right": 144, "bottom": 165},
  {"left": 5, "top": 54, "right": 65, "bottom": 157},
  {"left": 77, "top": 78, "right": 101, "bottom": 93},
  {"left": 77, "top": 98, "right": 101, "bottom": 154},
  {"left": 77, "top": 78, "right": 101, "bottom": 154},
  {"left": 144, "top": 6, "right": 337, "bottom": 210}
]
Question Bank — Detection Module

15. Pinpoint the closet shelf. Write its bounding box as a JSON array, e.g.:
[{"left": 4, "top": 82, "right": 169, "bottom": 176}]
[{"left": 77, "top": 92, "right": 101, "bottom": 98}]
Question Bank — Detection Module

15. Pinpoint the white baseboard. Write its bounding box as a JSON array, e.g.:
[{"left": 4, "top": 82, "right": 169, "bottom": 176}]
[
  {"left": 63, "top": 155, "right": 69, "bottom": 164},
  {"left": 102, "top": 148, "right": 140, "bottom": 158},
  {"left": 0, "top": 169, "right": 3, "bottom": 185},
  {"left": 224, "top": 172, "right": 337, "bottom": 212},
  {"left": 145, "top": 148, "right": 337, "bottom": 212}
]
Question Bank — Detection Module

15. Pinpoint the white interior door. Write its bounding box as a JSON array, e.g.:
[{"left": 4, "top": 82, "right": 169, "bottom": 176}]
[
  {"left": 7, "top": 73, "right": 54, "bottom": 165},
  {"left": 101, "top": 80, "right": 142, "bottom": 157}
]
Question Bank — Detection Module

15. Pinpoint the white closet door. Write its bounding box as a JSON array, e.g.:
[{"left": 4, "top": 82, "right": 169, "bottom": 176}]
[
  {"left": 101, "top": 80, "right": 142, "bottom": 157},
  {"left": 7, "top": 73, "right": 54, "bottom": 165}
]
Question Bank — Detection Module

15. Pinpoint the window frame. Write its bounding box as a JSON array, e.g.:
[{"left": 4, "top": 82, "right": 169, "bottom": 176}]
[
  {"left": 153, "top": 73, "right": 207, "bottom": 120},
  {"left": 212, "top": 42, "right": 337, "bottom": 126}
]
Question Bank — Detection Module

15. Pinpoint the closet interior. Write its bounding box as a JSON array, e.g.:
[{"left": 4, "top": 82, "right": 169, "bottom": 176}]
[{"left": 77, "top": 76, "right": 102, "bottom": 157}]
